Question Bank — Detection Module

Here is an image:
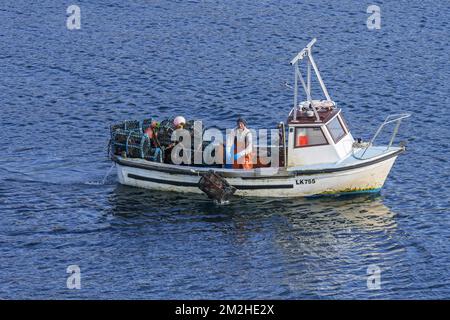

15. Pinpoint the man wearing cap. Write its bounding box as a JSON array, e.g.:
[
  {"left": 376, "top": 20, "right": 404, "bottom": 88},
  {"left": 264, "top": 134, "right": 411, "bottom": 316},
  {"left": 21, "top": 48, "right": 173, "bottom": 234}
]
[{"left": 226, "top": 118, "right": 253, "bottom": 170}]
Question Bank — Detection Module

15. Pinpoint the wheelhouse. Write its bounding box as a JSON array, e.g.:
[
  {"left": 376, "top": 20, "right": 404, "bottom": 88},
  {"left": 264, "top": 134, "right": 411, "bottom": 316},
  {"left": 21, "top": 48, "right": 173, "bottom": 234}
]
[
  {"left": 287, "top": 101, "right": 354, "bottom": 166},
  {"left": 286, "top": 39, "right": 354, "bottom": 167}
]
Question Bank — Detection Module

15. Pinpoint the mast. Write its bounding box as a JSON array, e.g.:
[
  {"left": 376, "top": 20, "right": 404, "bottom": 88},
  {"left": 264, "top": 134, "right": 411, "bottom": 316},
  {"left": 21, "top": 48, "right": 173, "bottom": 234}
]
[{"left": 290, "top": 38, "right": 331, "bottom": 122}]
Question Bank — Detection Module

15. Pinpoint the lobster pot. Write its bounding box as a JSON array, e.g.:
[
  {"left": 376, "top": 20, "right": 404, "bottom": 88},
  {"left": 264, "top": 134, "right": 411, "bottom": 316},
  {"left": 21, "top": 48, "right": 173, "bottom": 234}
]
[
  {"left": 111, "top": 129, "right": 130, "bottom": 155},
  {"left": 110, "top": 123, "right": 124, "bottom": 139},
  {"left": 157, "top": 118, "right": 176, "bottom": 147},
  {"left": 126, "top": 131, "right": 145, "bottom": 158},
  {"left": 111, "top": 129, "right": 144, "bottom": 157},
  {"left": 198, "top": 171, "right": 236, "bottom": 203},
  {"left": 110, "top": 119, "right": 144, "bottom": 138},
  {"left": 123, "top": 120, "right": 141, "bottom": 132}
]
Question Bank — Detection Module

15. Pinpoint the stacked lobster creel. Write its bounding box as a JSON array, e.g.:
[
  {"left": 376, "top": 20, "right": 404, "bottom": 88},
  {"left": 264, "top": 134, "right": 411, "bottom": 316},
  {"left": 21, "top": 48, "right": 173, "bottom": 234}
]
[
  {"left": 156, "top": 118, "right": 176, "bottom": 147},
  {"left": 158, "top": 119, "right": 216, "bottom": 165},
  {"left": 110, "top": 118, "right": 216, "bottom": 165},
  {"left": 110, "top": 120, "right": 140, "bottom": 156},
  {"left": 110, "top": 118, "right": 161, "bottom": 161}
]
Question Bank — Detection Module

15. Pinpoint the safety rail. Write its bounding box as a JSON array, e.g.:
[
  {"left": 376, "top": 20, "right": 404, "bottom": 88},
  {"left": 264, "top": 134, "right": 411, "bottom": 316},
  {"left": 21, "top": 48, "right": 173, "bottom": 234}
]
[{"left": 360, "top": 113, "right": 411, "bottom": 158}]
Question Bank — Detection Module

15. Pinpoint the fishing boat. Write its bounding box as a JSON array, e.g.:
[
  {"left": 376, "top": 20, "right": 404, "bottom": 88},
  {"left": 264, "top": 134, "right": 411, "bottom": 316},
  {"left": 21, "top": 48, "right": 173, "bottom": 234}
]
[{"left": 110, "top": 39, "right": 410, "bottom": 198}]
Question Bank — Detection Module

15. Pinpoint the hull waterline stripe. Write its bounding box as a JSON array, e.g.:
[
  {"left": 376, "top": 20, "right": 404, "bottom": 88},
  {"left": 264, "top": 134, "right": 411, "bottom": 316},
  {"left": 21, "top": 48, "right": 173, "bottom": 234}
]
[
  {"left": 306, "top": 187, "right": 382, "bottom": 197},
  {"left": 234, "top": 184, "right": 293, "bottom": 190},
  {"left": 128, "top": 174, "right": 198, "bottom": 187},
  {"left": 127, "top": 174, "right": 293, "bottom": 190}
]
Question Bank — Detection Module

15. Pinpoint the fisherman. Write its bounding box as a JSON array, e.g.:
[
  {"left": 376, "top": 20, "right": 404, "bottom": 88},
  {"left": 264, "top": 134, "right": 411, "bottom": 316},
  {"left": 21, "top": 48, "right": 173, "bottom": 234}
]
[
  {"left": 173, "top": 116, "right": 186, "bottom": 129},
  {"left": 165, "top": 116, "right": 187, "bottom": 163},
  {"left": 144, "top": 120, "right": 160, "bottom": 146},
  {"left": 226, "top": 117, "right": 253, "bottom": 170},
  {"left": 144, "top": 120, "right": 162, "bottom": 162}
]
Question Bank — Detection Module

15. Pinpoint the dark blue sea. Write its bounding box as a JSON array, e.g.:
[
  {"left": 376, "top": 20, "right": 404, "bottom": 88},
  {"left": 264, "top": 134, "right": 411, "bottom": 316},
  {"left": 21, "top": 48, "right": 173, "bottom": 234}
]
[{"left": 0, "top": 0, "right": 449, "bottom": 299}]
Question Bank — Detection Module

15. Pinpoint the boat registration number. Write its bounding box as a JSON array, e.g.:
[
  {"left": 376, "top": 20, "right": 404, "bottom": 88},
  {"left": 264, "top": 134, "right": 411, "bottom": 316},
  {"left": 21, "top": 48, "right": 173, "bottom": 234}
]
[{"left": 295, "top": 178, "right": 316, "bottom": 185}]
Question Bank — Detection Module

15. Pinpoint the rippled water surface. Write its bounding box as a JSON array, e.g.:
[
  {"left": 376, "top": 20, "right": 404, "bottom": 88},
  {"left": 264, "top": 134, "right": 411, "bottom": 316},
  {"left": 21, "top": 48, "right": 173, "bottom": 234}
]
[{"left": 0, "top": 1, "right": 449, "bottom": 299}]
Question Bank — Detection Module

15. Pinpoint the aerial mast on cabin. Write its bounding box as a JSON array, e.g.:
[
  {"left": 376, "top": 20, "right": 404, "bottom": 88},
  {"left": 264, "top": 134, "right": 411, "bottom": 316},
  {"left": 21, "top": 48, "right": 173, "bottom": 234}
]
[{"left": 290, "top": 38, "right": 331, "bottom": 122}]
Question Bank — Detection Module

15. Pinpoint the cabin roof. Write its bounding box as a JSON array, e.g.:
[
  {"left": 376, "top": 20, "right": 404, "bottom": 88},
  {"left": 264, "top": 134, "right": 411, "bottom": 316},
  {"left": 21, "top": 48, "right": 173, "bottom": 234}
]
[{"left": 288, "top": 108, "right": 339, "bottom": 125}]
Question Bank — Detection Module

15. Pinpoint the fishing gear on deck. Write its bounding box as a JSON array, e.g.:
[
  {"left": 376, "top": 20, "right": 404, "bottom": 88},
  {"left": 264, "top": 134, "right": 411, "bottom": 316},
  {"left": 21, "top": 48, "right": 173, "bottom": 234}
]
[
  {"left": 110, "top": 118, "right": 163, "bottom": 161},
  {"left": 110, "top": 117, "right": 207, "bottom": 163},
  {"left": 198, "top": 170, "right": 236, "bottom": 203}
]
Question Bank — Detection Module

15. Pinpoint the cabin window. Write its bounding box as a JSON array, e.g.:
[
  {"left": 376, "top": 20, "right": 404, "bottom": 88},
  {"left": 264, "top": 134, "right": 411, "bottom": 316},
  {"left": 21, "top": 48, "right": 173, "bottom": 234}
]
[
  {"left": 339, "top": 114, "right": 350, "bottom": 133},
  {"left": 294, "top": 127, "right": 328, "bottom": 148},
  {"left": 327, "top": 116, "right": 347, "bottom": 143}
]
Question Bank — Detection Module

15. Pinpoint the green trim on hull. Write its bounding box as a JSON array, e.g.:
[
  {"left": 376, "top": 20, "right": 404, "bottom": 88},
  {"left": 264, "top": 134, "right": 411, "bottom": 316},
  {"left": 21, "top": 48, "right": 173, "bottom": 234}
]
[{"left": 307, "top": 187, "right": 382, "bottom": 198}]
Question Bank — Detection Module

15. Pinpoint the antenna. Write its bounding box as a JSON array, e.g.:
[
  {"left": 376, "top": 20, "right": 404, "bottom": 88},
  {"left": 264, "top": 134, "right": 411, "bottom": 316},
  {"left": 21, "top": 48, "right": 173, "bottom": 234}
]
[{"left": 290, "top": 38, "right": 331, "bottom": 121}]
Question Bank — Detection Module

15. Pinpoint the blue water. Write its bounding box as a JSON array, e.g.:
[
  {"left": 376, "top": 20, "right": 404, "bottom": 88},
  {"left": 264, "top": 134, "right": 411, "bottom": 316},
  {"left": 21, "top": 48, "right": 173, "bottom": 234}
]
[{"left": 0, "top": 0, "right": 449, "bottom": 299}]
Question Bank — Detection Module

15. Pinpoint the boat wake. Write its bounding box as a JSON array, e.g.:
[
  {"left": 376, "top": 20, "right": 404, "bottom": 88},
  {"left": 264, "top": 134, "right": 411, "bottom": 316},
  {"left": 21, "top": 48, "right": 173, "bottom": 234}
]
[
  {"left": 214, "top": 199, "right": 230, "bottom": 206},
  {"left": 84, "top": 163, "right": 116, "bottom": 186}
]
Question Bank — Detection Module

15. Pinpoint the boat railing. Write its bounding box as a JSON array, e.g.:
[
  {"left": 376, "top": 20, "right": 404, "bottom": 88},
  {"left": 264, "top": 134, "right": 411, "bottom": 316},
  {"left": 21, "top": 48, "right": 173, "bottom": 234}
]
[{"left": 360, "top": 113, "right": 411, "bottom": 158}]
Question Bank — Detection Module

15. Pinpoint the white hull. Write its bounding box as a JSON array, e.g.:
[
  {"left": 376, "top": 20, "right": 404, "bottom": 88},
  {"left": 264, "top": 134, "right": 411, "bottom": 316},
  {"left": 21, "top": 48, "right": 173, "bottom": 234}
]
[{"left": 114, "top": 148, "right": 401, "bottom": 198}]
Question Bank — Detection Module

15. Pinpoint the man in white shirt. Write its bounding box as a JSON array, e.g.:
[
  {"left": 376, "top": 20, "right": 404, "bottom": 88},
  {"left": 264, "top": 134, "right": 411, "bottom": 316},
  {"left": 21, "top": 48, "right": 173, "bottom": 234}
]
[{"left": 226, "top": 118, "right": 253, "bottom": 170}]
